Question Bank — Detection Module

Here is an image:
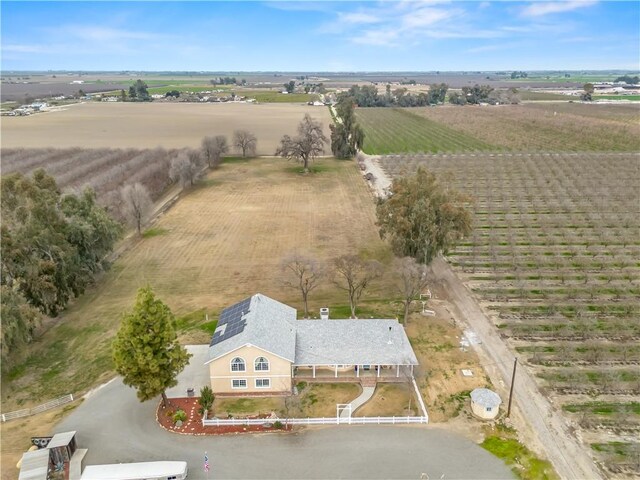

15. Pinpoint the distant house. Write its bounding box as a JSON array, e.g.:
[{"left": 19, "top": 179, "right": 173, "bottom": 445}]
[{"left": 205, "top": 294, "right": 418, "bottom": 396}]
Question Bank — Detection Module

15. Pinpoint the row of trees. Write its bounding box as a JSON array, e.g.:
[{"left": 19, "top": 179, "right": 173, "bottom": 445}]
[
  {"left": 209, "top": 77, "right": 245, "bottom": 86},
  {"left": 121, "top": 131, "right": 258, "bottom": 235},
  {"left": 448, "top": 84, "right": 495, "bottom": 105},
  {"left": 282, "top": 253, "right": 429, "bottom": 323},
  {"left": 1, "top": 171, "right": 121, "bottom": 360},
  {"left": 341, "top": 84, "right": 449, "bottom": 107},
  {"left": 330, "top": 96, "right": 364, "bottom": 159}
]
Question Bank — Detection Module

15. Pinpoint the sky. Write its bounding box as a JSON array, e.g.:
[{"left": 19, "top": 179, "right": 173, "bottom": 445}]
[{"left": 1, "top": 1, "right": 639, "bottom": 71}]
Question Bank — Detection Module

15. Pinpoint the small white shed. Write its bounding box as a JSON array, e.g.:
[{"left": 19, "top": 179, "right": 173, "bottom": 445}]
[{"left": 470, "top": 388, "right": 501, "bottom": 419}]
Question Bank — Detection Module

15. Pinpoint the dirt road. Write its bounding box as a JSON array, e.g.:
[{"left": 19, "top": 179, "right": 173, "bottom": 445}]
[
  {"left": 430, "top": 257, "right": 603, "bottom": 480},
  {"left": 369, "top": 156, "right": 601, "bottom": 479}
]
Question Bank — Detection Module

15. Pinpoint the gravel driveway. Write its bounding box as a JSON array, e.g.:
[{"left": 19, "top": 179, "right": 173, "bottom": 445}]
[{"left": 55, "top": 378, "right": 513, "bottom": 479}]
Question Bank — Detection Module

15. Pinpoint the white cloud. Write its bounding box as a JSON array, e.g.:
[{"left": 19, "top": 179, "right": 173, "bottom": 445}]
[
  {"left": 61, "top": 25, "right": 162, "bottom": 42},
  {"left": 2, "top": 44, "right": 51, "bottom": 53},
  {"left": 352, "top": 28, "right": 400, "bottom": 46},
  {"left": 401, "top": 7, "right": 459, "bottom": 28},
  {"left": 338, "top": 12, "right": 382, "bottom": 24},
  {"left": 521, "top": 1, "right": 598, "bottom": 17}
]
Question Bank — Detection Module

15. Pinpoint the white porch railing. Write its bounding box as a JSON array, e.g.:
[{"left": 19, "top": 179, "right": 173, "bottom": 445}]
[
  {"left": 202, "top": 415, "right": 428, "bottom": 427},
  {"left": 1, "top": 394, "right": 74, "bottom": 422}
]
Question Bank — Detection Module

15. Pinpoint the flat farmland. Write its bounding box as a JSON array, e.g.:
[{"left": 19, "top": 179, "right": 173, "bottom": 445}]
[
  {"left": 413, "top": 103, "right": 640, "bottom": 152},
  {"left": 380, "top": 152, "right": 640, "bottom": 477},
  {"left": 356, "top": 108, "right": 496, "bottom": 154},
  {"left": 1, "top": 158, "right": 394, "bottom": 410},
  {"left": 0, "top": 102, "right": 332, "bottom": 152}
]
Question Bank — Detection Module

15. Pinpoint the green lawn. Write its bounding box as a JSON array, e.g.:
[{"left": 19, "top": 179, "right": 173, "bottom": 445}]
[
  {"left": 595, "top": 95, "right": 640, "bottom": 101},
  {"left": 356, "top": 108, "right": 496, "bottom": 154},
  {"left": 482, "top": 435, "right": 558, "bottom": 480}
]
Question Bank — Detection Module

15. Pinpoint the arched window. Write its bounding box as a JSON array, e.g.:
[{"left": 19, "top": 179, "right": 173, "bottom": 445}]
[
  {"left": 254, "top": 357, "right": 269, "bottom": 371},
  {"left": 230, "top": 357, "right": 246, "bottom": 372}
]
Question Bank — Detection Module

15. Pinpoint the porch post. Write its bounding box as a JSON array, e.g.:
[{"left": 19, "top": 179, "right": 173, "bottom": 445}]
[
  {"left": 335, "top": 364, "right": 338, "bottom": 378},
  {"left": 396, "top": 364, "right": 400, "bottom": 377},
  {"left": 313, "top": 365, "right": 316, "bottom": 379},
  {"left": 377, "top": 365, "right": 381, "bottom": 378}
]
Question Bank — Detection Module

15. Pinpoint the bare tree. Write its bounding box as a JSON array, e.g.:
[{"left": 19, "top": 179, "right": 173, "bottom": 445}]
[
  {"left": 395, "top": 257, "right": 430, "bottom": 324},
  {"left": 281, "top": 253, "right": 323, "bottom": 319},
  {"left": 233, "top": 130, "right": 257, "bottom": 157},
  {"left": 120, "top": 183, "right": 152, "bottom": 235},
  {"left": 332, "top": 255, "right": 383, "bottom": 318},
  {"left": 202, "top": 135, "right": 229, "bottom": 168},
  {"left": 275, "top": 114, "right": 328, "bottom": 173},
  {"left": 170, "top": 152, "right": 201, "bottom": 188}
]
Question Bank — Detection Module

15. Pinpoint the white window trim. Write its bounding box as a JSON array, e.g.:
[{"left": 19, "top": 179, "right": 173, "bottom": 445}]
[
  {"left": 255, "top": 378, "right": 271, "bottom": 389},
  {"left": 230, "top": 357, "right": 246, "bottom": 372},
  {"left": 231, "top": 379, "right": 248, "bottom": 389},
  {"left": 254, "top": 356, "right": 270, "bottom": 372}
]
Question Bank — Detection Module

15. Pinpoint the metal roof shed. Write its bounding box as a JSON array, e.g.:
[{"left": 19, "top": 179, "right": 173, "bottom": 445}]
[{"left": 18, "top": 449, "right": 49, "bottom": 480}]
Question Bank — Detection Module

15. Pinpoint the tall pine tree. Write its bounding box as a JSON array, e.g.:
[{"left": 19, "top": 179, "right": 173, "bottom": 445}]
[{"left": 113, "top": 286, "right": 191, "bottom": 406}]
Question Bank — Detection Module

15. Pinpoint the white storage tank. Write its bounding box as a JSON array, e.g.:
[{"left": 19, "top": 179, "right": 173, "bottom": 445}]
[{"left": 470, "top": 388, "right": 501, "bottom": 420}]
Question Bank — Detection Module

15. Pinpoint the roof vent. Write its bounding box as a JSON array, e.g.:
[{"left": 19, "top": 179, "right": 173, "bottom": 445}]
[
  {"left": 320, "top": 307, "right": 329, "bottom": 320},
  {"left": 387, "top": 326, "right": 393, "bottom": 344}
]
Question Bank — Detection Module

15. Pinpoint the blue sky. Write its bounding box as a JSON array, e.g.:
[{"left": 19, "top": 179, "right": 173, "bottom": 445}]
[{"left": 2, "top": 1, "right": 639, "bottom": 71}]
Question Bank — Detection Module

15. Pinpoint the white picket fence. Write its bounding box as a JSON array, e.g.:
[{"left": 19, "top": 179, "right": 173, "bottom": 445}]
[
  {"left": 203, "top": 415, "right": 428, "bottom": 427},
  {"left": 1, "top": 394, "right": 74, "bottom": 422}
]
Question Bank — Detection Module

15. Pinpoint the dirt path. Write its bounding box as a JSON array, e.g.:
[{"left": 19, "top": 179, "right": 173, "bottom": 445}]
[
  {"left": 430, "top": 256, "right": 603, "bottom": 480},
  {"left": 359, "top": 151, "right": 391, "bottom": 197}
]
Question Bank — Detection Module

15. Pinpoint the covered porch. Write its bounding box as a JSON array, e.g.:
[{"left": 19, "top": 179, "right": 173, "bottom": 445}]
[{"left": 293, "top": 364, "right": 414, "bottom": 383}]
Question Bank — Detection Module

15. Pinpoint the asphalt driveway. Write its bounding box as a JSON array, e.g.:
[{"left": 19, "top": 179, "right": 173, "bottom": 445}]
[{"left": 55, "top": 378, "right": 513, "bottom": 479}]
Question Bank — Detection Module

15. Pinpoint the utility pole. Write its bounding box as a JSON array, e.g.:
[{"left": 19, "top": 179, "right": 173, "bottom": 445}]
[{"left": 507, "top": 357, "right": 517, "bottom": 417}]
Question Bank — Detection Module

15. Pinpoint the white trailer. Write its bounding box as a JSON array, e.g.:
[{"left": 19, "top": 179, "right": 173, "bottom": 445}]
[{"left": 80, "top": 461, "right": 188, "bottom": 480}]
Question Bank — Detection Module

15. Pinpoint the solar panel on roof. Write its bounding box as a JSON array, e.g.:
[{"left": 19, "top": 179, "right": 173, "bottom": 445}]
[{"left": 210, "top": 297, "right": 251, "bottom": 346}]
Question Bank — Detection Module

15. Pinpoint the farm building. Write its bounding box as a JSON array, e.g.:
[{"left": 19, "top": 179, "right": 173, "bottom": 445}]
[
  {"left": 205, "top": 294, "right": 419, "bottom": 396},
  {"left": 470, "top": 388, "right": 502, "bottom": 420}
]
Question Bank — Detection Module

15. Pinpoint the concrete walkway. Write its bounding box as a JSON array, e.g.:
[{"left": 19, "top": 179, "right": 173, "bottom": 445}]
[{"left": 340, "top": 386, "right": 375, "bottom": 418}]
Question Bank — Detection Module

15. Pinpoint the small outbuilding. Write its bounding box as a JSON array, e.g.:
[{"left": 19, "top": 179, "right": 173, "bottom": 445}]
[{"left": 470, "top": 388, "right": 501, "bottom": 420}]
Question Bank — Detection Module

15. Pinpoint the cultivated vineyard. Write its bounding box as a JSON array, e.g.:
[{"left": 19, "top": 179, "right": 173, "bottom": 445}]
[
  {"left": 413, "top": 104, "right": 640, "bottom": 152},
  {"left": 379, "top": 152, "right": 640, "bottom": 477},
  {"left": 1, "top": 147, "right": 188, "bottom": 220},
  {"left": 356, "top": 108, "right": 496, "bottom": 154}
]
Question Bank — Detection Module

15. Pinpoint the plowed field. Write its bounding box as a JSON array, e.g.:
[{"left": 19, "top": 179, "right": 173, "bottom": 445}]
[{"left": 0, "top": 102, "right": 332, "bottom": 152}]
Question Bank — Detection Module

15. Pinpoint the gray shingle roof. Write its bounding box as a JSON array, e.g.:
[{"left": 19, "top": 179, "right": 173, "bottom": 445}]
[
  {"left": 294, "top": 319, "right": 418, "bottom": 366},
  {"left": 207, "top": 294, "right": 297, "bottom": 363},
  {"left": 471, "top": 388, "right": 502, "bottom": 408}
]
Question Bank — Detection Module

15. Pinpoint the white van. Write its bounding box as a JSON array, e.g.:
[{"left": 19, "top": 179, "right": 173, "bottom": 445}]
[{"left": 80, "top": 461, "right": 188, "bottom": 480}]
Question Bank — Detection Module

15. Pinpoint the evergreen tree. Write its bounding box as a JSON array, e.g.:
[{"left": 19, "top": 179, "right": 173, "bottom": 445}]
[
  {"left": 330, "top": 97, "right": 364, "bottom": 159},
  {"left": 112, "top": 286, "right": 191, "bottom": 407},
  {"left": 376, "top": 168, "right": 472, "bottom": 265}
]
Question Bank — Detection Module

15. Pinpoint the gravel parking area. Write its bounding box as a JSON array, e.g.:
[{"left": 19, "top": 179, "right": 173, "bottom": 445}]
[{"left": 54, "top": 378, "right": 513, "bottom": 479}]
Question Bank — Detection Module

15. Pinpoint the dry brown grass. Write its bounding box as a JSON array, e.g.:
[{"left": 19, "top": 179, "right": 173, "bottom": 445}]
[
  {"left": 295, "top": 383, "right": 361, "bottom": 418},
  {"left": 0, "top": 400, "right": 83, "bottom": 480},
  {"left": 405, "top": 298, "right": 489, "bottom": 423},
  {"left": 1, "top": 158, "right": 392, "bottom": 411},
  {"left": 412, "top": 104, "right": 640, "bottom": 151},
  {"left": 355, "top": 383, "right": 416, "bottom": 417},
  {"left": 0, "top": 102, "right": 332, "bottom": 153}
]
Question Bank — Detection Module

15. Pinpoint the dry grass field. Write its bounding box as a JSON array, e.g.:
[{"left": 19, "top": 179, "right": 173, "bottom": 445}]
[
  {"left": 1, "top": 157, "right": 393, "bottom": 411},
  {"left": 413, "top": 103, "right": 640, "bottom": 152},
  {"left": 0, "top": 102, "right": 332, "bottom": 152}
]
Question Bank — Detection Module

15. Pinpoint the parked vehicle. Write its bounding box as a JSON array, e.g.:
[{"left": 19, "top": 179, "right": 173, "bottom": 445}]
[{"left": 80, "top": 461, "right": 188, "bottom": 480}]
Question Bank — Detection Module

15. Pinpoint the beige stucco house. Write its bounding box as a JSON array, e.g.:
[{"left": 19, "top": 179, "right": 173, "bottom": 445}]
[{"left": 205, "top": 294, "right": 419, "bottom": 396}]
